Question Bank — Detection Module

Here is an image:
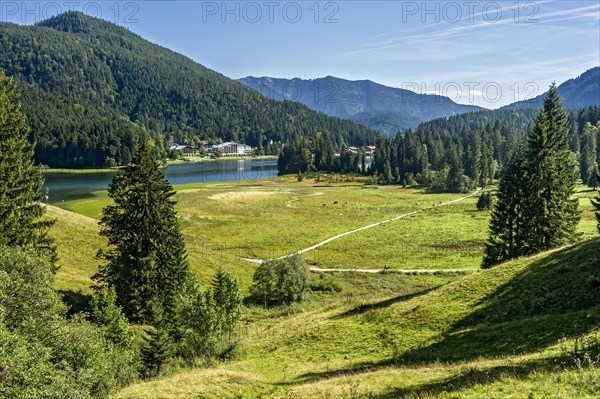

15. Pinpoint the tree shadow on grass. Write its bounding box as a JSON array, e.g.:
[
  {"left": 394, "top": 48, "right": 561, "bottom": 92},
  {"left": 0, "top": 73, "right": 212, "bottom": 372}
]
[
  {"left": 402, "top": 309, "right": 600, "bottom": 364},
  {"left": 400, "top": 239, "right": 600, "bottom": 364},
  {"left": 369, "top": 356, "right": 570, "bottom": 399},
  {"left": 332, "top": 287, "right": 438, "bottom": 320},
  {"left": 280, "top": 358, "right": 396, "bottom": 386},
  {"left": 286, "top": 353, "right": 572, "bottom": 395},
  {"left": 59, "top": 290, "right": 92, "bottom": 316}
]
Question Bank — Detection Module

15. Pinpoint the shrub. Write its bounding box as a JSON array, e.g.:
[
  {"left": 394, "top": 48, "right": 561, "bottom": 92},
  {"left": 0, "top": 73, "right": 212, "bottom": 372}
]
[
  {"left": 0, "top": 247, "right": 139, "bottom": 398},
  {"left": 310, "top": 273, "right": 343, "bottom": 293},
  {"left": 174, "top": 272, "right": 242, "bottom": 363},
  {"left": 250, "top": 255, "right": 310, "bottom": 306}
]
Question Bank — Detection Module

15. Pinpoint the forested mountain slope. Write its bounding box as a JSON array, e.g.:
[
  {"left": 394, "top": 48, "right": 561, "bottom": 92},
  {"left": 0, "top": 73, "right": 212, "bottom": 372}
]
[{"left": 0, "top": 12, "right": 379, "bottom": 167}]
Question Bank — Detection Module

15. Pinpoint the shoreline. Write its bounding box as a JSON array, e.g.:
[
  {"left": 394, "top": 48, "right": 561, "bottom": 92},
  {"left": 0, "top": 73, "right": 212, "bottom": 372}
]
[
  {"left": 166, "top": 155, "right": 278, "bottom": 166},
  {"left": 42, "top": 155, "right": 279, "bottom": 173}
]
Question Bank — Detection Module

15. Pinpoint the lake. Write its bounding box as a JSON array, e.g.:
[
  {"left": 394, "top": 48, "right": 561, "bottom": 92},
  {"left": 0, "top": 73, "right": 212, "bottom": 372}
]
[{"left": 42, "top": 158, "right": 279, "bottom": 203}]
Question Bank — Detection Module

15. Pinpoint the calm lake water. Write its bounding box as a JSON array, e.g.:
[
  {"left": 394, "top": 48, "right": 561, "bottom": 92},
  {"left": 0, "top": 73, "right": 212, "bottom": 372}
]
[{"left": 42, "top": 159, "right": 278, "bottom": 203}]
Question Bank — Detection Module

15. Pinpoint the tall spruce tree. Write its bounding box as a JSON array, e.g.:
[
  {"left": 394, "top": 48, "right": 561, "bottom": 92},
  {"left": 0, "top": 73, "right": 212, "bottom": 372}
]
[
  {"left": 0, "top": 71, "right": 56, "bottom": 264},
  {"left": 482, "top": 84, "right": 581, "bottom": 268},
  {"left": 522, "top": 83, "right": 580, "bottom": 252},
  {"left": 482, "top": 147, "right": 527, "bottom": 268},
  {"left": 446, "top": 144, "right": 465, "bottom": 193},
  {"left": 94, "top": 143, "right": 189, "bottom": 323}
]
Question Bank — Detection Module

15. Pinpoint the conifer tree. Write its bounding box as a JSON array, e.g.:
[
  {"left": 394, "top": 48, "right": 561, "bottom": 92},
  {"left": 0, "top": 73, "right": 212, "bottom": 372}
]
[
  {"left": 446, "top": 144, "right": 465, "bottom": 193},
  {"left": 483, "top": 84, "right": 581, "bottom": 268},
  {"left": 211, "top": 268, "right": 243, "bottom": 340},
  {"left": 0, "top": 72, "right": 56, "bottom": 264},
  {"left": 360, "top": 150, "right": 367, "bottom": 174},
  {"left": 94, "top": 142, "right": 189, "bottom": 323},
  {"left": 590, "top": 165, "right": 599, "bottom": 190},
  {"left": 521, "top": 83, "right": 580, "bottom": 252},
  {"left": 383, "top": 160, "right": 393, "bottom": 184},
  {"left": 580, "top": 122, "right": 598, "bottom": 186},
  {"left": 482, "top": 147, "right": 527, "bottom": 268},
  {"left": 476, "top": 192, "right": 493, "bottom": 211},
  {"left": 89, "top": 287, "right": 135, "bottom": 348},
  {"left": 465, "top": 132, "right": 481, "bottom": 183},
  {"left": 277, "top": 136, "right": 313, "bottom": 175},
  {"left": 142, "top": 302, "right": 174, "bottom": 377},
  {"left": 479, "top": 139, "right": 494, "bottom": 187}
]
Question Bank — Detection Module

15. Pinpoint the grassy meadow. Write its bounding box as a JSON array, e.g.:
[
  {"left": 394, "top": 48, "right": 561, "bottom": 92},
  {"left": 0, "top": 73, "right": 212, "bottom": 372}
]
[
  {"left": 53, "top": 176, "right": 598, "bottom": 288},
  {"left": 53, "top": 177, "right": 492, "bottom": 292},
  {"left": 47, "top": 175, "right": 600, "bottom": 398}
]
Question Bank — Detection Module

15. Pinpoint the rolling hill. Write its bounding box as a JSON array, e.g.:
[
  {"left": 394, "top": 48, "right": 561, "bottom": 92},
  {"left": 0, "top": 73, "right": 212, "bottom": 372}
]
[
  {"left": 238, "top": 76, "right": 484, "bottom": 136},
  {"left": 0, "top": 12, "right": 379, "bottom": 167}
]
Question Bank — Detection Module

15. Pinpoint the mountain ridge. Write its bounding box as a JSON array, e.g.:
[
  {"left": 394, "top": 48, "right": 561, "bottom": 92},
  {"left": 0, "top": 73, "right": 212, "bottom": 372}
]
[
  {"left": 238, "top": 75, "right": 485, "bottom": 136},
  {"left": 503, "top": 66, "right": 600, "bottom": 110},
  {"left": 239, "top": 67, "right": 600, "bottom": 135}
]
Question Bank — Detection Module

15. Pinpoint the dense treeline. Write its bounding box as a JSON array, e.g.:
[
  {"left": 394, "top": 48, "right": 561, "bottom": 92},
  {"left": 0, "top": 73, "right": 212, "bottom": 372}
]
[
  {"left": 0, "top": 12, "right": 378, "bottom": 167},
  {"left": 370, "top": 106, "right": 600, "bottom": 190},
  {"left": 278, "top": 105, "right": 600, "bottom": 192}
]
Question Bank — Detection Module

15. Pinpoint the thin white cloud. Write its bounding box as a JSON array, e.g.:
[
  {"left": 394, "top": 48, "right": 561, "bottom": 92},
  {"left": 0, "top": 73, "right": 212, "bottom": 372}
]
[{"left": 346, "top": 2, "right": 599, "bottom": 56}]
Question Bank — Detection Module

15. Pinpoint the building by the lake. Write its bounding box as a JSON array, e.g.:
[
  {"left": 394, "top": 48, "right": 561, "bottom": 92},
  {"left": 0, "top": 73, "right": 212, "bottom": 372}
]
[{"left": 209, "top": 142, "right": 254, "bottom": 156}]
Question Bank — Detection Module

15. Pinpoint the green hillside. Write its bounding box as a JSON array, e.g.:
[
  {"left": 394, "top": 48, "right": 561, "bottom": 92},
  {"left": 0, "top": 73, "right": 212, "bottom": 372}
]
[
  {"left": 0, "top": 12, "right": 379, "bottom": 167},
  {"left": 116, "top": 238, "right": 600, "bottom": 398}
]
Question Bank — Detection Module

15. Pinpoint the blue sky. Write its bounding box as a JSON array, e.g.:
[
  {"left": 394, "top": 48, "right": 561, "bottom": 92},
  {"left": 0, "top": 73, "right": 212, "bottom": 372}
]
[{"left": 2, "top": 1, "right": 599, "bottom": 108}]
